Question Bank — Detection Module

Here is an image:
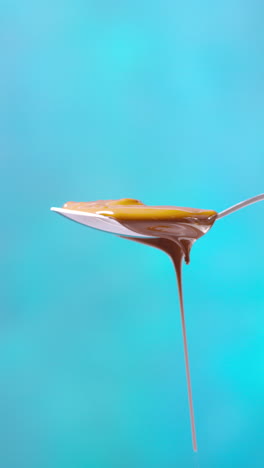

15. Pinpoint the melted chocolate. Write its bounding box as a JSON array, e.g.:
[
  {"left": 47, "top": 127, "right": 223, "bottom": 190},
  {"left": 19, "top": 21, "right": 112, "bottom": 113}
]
[{"left": 62, "top": 198, "right": 218, "bottom": 451}]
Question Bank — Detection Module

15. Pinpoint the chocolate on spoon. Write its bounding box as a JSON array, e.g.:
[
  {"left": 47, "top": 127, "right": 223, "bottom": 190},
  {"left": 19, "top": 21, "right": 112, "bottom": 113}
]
[{"left": 51, "top": 194, "right": 263, "bottom": 452}]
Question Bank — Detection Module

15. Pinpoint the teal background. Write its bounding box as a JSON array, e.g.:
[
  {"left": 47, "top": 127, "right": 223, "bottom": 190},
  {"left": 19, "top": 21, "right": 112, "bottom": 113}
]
[{"left": 1, "top": 1, "right": 264, "bottom": 467}]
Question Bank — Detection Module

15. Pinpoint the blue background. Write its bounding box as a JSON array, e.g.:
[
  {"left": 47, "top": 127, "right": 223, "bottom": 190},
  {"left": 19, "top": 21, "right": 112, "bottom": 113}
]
[{"left": 1, "top": 1, "right": 264, "bottom": 467}]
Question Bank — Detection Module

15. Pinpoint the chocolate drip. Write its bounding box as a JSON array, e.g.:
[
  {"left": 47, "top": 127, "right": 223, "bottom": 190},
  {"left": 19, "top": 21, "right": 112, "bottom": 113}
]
[
  {"left": 122, "top": 236, "right": 197, "bottom": 450},
  {"left": 61, "top": 198, "right": 217, "bottom": 452}
]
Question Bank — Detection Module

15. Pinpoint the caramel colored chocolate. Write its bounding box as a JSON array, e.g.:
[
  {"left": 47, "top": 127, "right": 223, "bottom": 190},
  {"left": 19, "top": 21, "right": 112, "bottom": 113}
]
[
  {"left": 62, "top": 198, "right": 218, "bottom": 452},
  {"left": 64, "top": 198, "right": 216, "bottom": 221},
  {"left": 63, "top": 198, "right": 217, "bottom": 263}
]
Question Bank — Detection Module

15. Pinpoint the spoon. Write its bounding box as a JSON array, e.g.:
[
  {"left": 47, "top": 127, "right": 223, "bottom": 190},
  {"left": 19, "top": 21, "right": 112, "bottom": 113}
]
[{"left": 51, "top": 194, "right": 264, "bottom": 236}]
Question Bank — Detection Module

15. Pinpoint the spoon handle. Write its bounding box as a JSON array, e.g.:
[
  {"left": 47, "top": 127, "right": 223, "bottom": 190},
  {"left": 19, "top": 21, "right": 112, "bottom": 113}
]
[{"left": 217, "top": 193, "right": 264, "bottom": 220}]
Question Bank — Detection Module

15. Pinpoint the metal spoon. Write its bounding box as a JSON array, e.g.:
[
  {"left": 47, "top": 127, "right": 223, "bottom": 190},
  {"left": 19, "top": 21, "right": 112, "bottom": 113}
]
[{"left": 51, "top": 194, "right": 264, "bottom": 235}]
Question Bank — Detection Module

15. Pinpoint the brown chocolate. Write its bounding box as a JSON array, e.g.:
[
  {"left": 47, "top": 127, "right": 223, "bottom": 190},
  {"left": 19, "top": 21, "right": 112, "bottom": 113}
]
[{"left": 62, "top": 198, "right": 218, "bottom": 451}]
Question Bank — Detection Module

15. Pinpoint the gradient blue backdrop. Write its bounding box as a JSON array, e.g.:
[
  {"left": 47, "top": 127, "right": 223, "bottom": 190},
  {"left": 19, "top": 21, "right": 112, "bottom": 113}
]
[{"left": 1, "top": 1, "right": 264, "bottom": 467}]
